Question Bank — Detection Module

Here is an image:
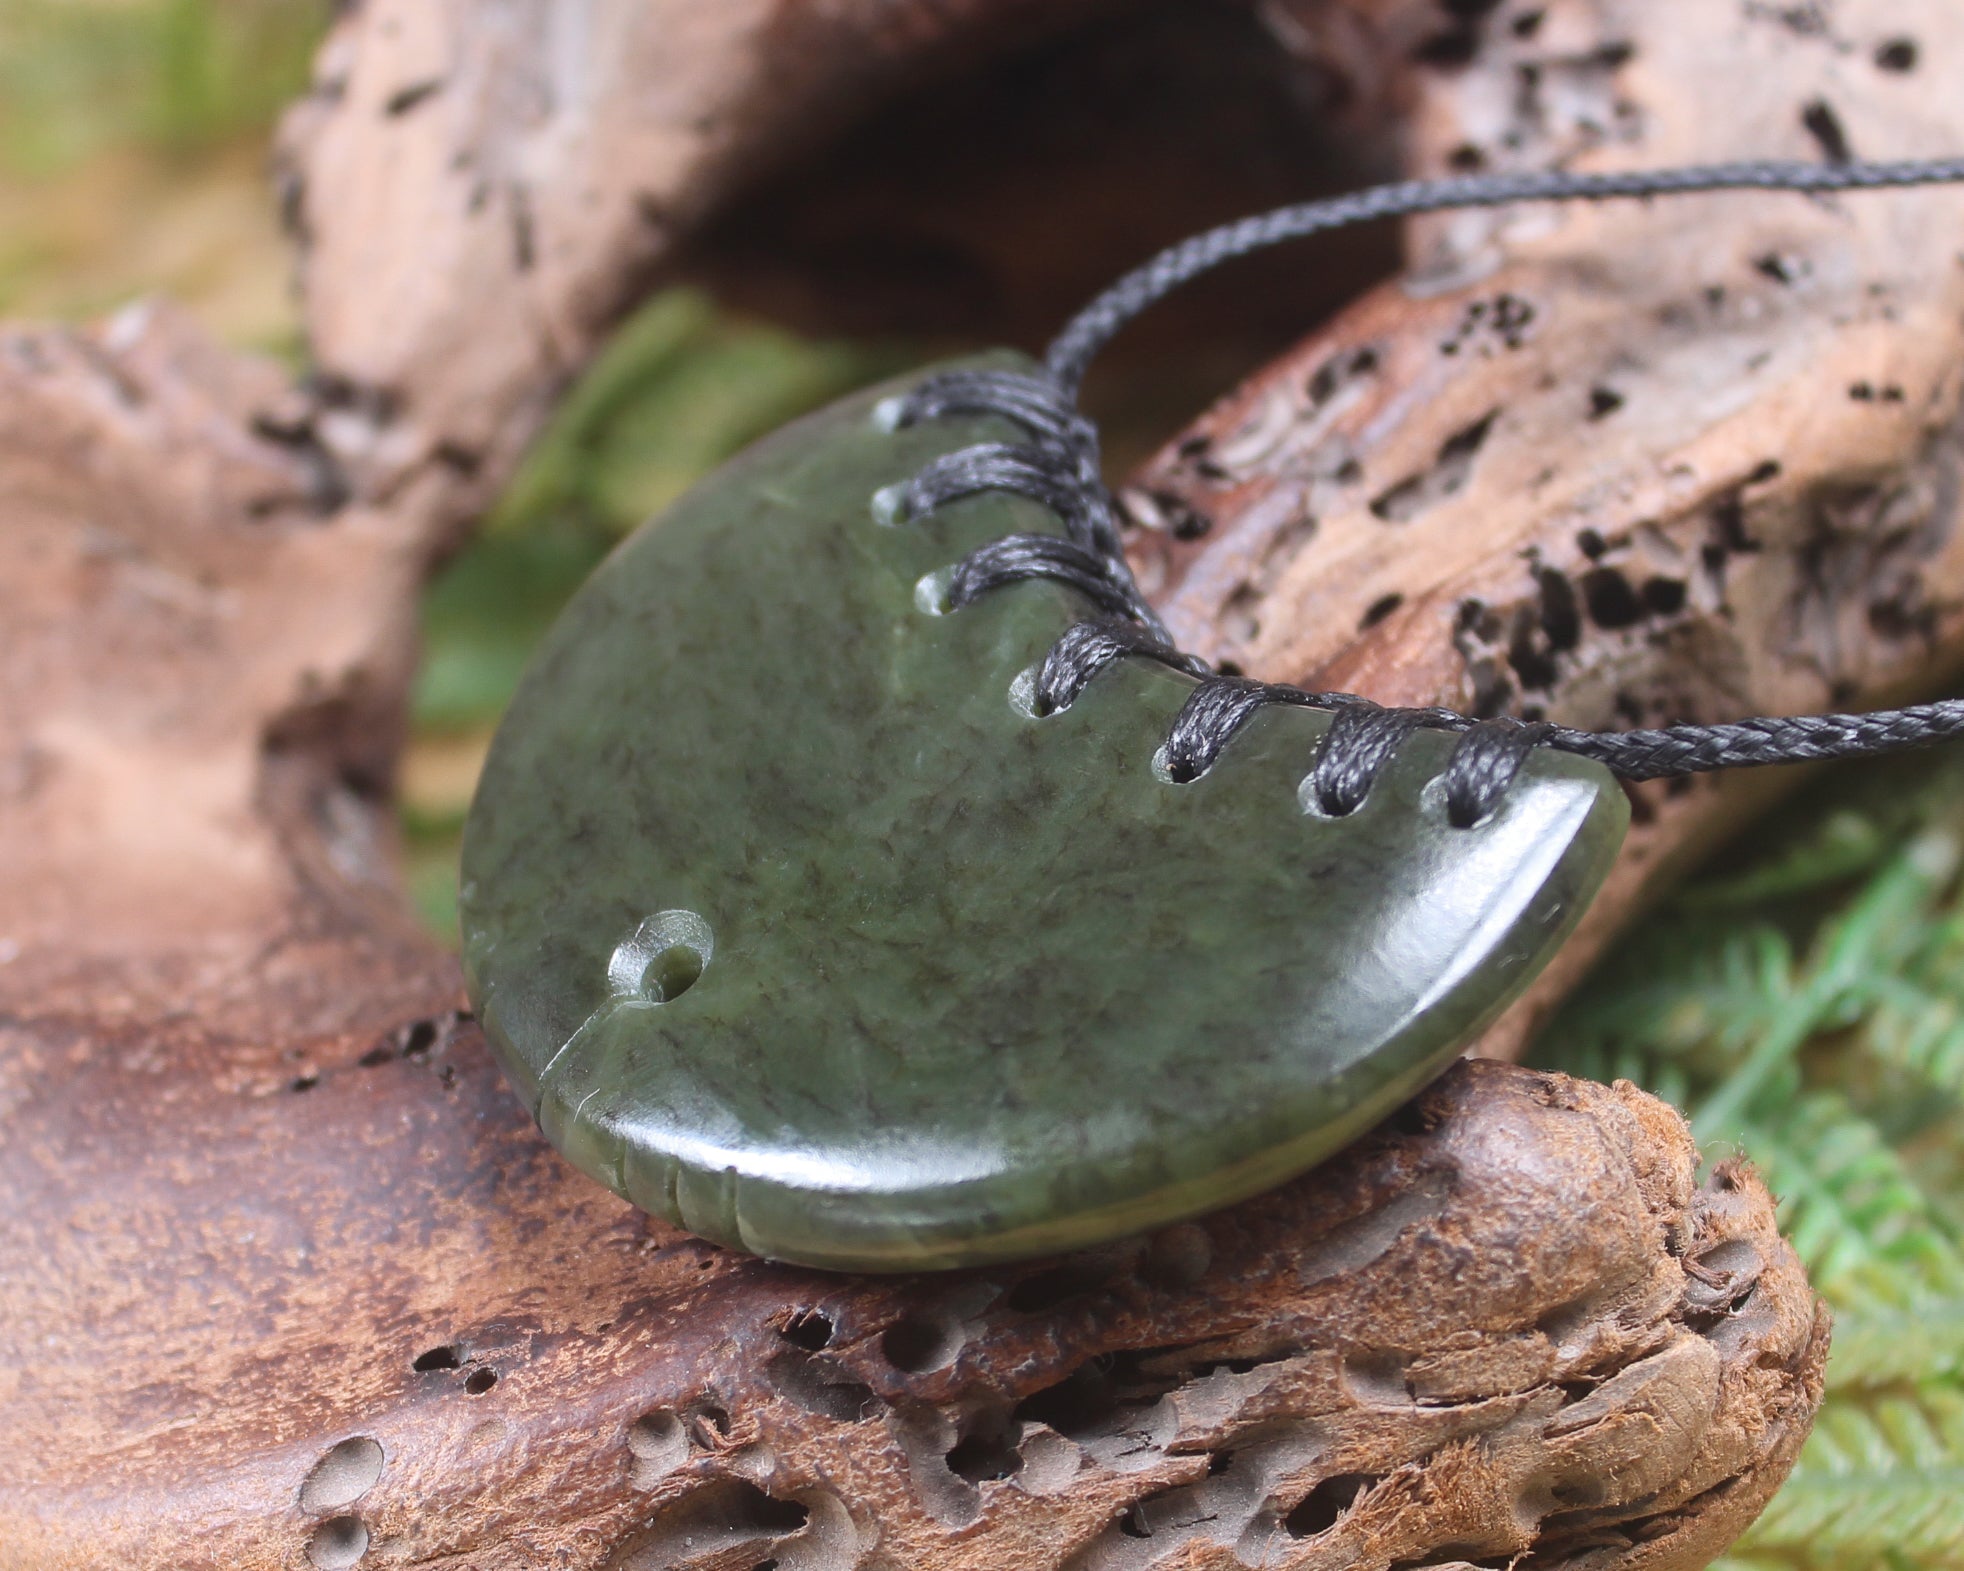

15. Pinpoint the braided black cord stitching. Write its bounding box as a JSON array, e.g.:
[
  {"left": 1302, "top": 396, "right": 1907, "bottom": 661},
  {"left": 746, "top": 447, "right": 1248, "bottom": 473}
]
[
  {"left": 885, "top": 157, "right": 1964, "bottom": 826},
  {"left": 1160, "top": 677, "right": 1333, "bottom": 783},
  {"left": 1033, "top": 620, "right": 1205, "bottom": 714},
  {"left": 947, "top": 534, "right": 1151, "bottom": 623}
]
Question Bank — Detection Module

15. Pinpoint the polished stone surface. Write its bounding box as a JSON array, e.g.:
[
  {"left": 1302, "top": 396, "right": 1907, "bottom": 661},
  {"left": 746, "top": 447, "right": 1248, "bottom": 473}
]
[{"left": 459, "top": 356, "right": 1629, "bottom": 1272}]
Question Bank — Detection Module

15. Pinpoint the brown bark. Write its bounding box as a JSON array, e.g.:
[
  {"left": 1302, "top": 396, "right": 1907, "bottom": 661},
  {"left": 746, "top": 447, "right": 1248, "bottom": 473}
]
[
  {"left": 1127, "top": 0, "right": 1964, "bottom": 1053},
  {"left": 13, "top": 0, "right": 1960, "bottom": 1563}
]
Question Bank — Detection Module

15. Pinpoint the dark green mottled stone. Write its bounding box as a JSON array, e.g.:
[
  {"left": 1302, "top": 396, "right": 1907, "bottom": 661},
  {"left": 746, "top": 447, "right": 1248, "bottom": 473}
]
[{"left": 459, "top": 355, "right": 1628, "bottom": 1272}]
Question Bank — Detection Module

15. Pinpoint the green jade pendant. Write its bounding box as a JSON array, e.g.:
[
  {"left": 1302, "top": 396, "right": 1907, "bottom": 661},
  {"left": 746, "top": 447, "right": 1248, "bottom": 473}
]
[{"left": 459, "top": 355, "right": 1628, "bottom": 1272}]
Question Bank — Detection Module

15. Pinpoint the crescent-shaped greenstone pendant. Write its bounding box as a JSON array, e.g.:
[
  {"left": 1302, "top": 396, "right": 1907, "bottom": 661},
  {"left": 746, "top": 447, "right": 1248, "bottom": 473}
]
[{"left": 459, "top": 355, "right": 1628, "bottom": 1272}]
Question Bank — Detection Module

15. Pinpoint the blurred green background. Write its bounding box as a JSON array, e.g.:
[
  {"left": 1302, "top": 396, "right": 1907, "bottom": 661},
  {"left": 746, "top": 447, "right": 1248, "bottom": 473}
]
[{"left": 7, "top": 4, "right": 1963, "bottom": 1566}]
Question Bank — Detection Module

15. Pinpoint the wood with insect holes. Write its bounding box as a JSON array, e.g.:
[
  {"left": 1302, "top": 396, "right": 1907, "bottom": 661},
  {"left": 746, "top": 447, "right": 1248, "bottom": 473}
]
[
  {"left": 1127, "top": 0, "right": 1964, "bottom": 1056},
  {"left": 274, "top": 0, "right": 1117, "bottom": 550},
  {"left": 0, "top": 752, "right": 1826, "bottom": 1569},
  {"left": 274, "top": 0, "right": 1403, "bottom": 531}
]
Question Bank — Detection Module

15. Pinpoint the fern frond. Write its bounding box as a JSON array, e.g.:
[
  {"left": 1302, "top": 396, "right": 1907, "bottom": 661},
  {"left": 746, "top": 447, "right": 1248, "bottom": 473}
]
[
  {"left": 1738, "top": 1391, "right": 1964, "bottom": 1566},
  {"left": 1541, "top": 780, "right": 1964, "bottom": 1571},
  {"left": 1694, "top": 835, "right": 1960, "bottom": 1140},
  {"left": 1709, "top": 1092, "right": 1964, "bottom": 1299},
  {"left": 1827, "top": 1302, "right": 1964, "bottom": 1390},
  {"left": 1739, "top": 1464, "right": 1964, "bottom": 1565}
]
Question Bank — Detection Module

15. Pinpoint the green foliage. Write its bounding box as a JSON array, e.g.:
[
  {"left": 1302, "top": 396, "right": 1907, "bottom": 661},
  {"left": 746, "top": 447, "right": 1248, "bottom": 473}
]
[
  {"left": 0, "top": 0, "right": 321, "bottom": 175},
  {"left": 1742, "top": 1396, "right": 1964, "bottom": 1565},
  {"left": 1543, "top": 753, "right": 1964, "bottom": 1570},
  {"left": 0, "top": 0, "right": 325, "bottom": 341}
]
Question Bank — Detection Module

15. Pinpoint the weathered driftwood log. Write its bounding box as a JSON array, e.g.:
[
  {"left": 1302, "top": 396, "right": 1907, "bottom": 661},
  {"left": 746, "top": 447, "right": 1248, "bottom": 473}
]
[
  {"left": 6, "top": 0, "right": 1961, "bottom": 1563},
  {"left": 1126, "top": 0, "right": 1964, "bottom": 1053}
]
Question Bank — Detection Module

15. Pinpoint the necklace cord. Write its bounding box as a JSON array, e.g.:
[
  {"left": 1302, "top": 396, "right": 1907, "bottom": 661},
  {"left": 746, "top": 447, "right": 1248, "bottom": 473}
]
[
  {"left": 1045, "top": 157, "right": 1964, "bottom": 394},
  {"left": 888, "top": 158, "right": 1964, "bottom": 826}
]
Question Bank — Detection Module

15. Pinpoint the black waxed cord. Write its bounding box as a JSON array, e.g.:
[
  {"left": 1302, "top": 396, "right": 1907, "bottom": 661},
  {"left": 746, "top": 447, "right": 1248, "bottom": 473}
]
[
  {"left": 1546, "top": 703, "right": 1964, "bottom": 777},
  {"left": 885, "top": 157, "right": 1964, "bottom": 827},
  {"left": 1046, "top": 157, "right": 1964, "bottom": 395}
]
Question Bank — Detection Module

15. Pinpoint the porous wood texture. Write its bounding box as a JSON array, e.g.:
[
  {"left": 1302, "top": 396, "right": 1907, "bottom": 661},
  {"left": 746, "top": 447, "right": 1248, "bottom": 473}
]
[
  {"left": 10, "top": 0, "right": 1958, "bottom": 1563},
  {"left": 3, "top": 769, "right": 1826, "bottom": 1569},
  {"left": 276, "top": 0, "right": 1106, "bottom": 546},
  {"left": 1126, "top": 0, "right": 1964, "bottom": 1053}
]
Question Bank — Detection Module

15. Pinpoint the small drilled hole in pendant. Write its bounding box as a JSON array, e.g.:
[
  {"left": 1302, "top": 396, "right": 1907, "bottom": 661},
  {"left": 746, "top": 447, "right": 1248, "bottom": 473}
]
[
  {"left": 870, "top": 482, "right": 909, "bottom": 526},
  {"left": 609, "top": 911, "right": 714, "bottom": 1003},
  {"left": 914, "top": 568, "right": 955, "bottom": 616},
  {"left": 1298, "top": 778, "right": 1352, "bottom": 819},
  {"left": 1009, "top": 666, "right": 1047, "bottom": 718},
  {"left": 641, "top": 946, "right": 703, "bottom": 1002},
  {"left": 1423, "top": 772, "right": 1491, "bottom": 830},
  {"left": 1151, "top": 743, "right": 1192, "bottom": 784}
]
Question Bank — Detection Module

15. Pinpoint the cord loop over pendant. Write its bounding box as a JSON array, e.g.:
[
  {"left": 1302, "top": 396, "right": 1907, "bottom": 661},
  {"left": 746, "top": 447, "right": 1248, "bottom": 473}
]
[
  {"left": 1443, "top": 719, "right": 1560, "bottom": 828},
  {"left": 885, "top": 156, "right": 1964, "bottom": 827}
]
